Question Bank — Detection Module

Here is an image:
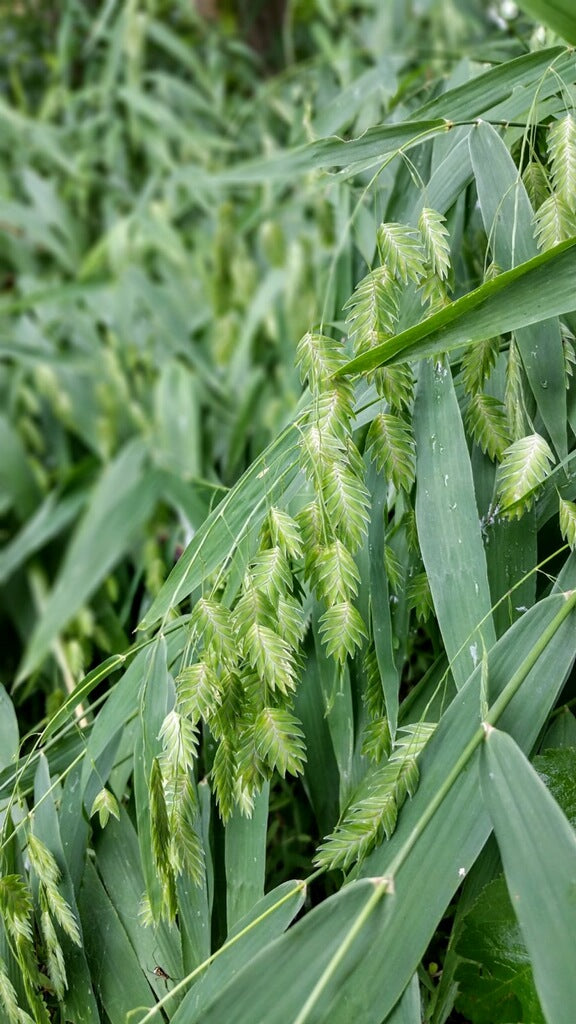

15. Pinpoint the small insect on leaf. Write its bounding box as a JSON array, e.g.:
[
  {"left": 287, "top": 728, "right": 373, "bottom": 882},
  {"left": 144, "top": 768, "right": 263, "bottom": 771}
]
[{"left": 148, "top": 961, "right": 180, "bottom": 988}]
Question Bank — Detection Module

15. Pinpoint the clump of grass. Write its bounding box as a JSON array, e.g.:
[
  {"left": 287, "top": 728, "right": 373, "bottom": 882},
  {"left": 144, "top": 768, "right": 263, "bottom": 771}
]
[{"left": 1, "top": 3, "right": 576, "bottom": 1023}]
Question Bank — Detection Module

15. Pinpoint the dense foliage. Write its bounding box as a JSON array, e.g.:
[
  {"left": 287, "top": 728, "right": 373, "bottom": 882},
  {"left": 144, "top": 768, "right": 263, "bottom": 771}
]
[{"left": 1, "top": 1, "right": 576, "bottom": 1022}]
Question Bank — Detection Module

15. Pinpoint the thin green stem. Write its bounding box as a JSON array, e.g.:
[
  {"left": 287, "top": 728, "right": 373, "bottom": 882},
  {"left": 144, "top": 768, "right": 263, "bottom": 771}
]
[
  {"left": 292, "top": 877, "right": 390, "bottom": 1024},
  {"left": 131, "top": 877, "right": 312, "bottom": 1024}
]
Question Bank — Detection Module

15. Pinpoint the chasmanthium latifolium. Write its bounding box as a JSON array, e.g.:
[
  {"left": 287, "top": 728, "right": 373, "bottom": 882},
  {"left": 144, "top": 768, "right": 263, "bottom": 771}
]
[
  {"left": 152, "top": 192, "right": 576, "bottom": 890},
  {"left": 0, "top": 833, "right": 81, "bottom": 1023}
]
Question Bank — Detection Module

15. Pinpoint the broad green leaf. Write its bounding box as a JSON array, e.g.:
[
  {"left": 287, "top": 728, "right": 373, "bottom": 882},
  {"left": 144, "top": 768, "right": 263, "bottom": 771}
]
[
  {"left": 454, "top": 876, "right": 545, "bottom": 1023},
  {"left": 177, "top": 779, "right": 212, "bottom": 972},
  {"left": 79, "top": 647, "right": 153, "bottom": 810},
  {"left": 367, "top": 462, "right": 399, "bottom": 737},
  {"left": 481, "top": 728, "right": 576, "bottom": 1024},
  {"left": 414, "top": 358, "right": 496, "bottom": 688},
  {"left": 225, "top": 783, "right": 269, "bottom": 932},
  {"left": 177, "top": 120, "right": 450, "bottom": 185},
  {"left": 428, "top": 833, "right": 508, "bottom": 1024},
  {"left": 0, "top": 415, "right": 40, "bottom": 520},
  {"left": 78, "top": 861, "right": 157, "bottom": 1020},
  {"left": 294, "top": 638, "right": 340, "bottom": 837},
  {"left": 174, "top": 879, "right": 389, "bottom": 1024},
  {"left": 174, "top": 48, "right": 575, "bottom": 187},
  {"left": 408, "top": 132, "right": 473, "bottom": 224},
  {"left": 415, "top": 47, "right": 574, "bottom": 122},
  {"left": 0, "top": 685, "right": 19, "bottom": 771},
  {"left": 339, "top": 237, "right": 576, "bottom": 376},
  {"left": 312, "top": 58, "right": 398, "bottom": 138},
  {"left": 0, "top": 278, "right": 109, "bottom": 316},
  {"left": 0, "top": 491, "right": 86, "bottom": 585},
  {"left": 152, "top": 361, "right": 202, "bottom": 479},
  {"left": 328, "top": 585, "right": 576, "bottom": 1024},
  {"left": 386, "top": 974, "right": 421, "bottom": 1024},
  {"left": 167, "top": 881, "right": 307, "bottom": 1024},
  {"left": 18, "top": 440, "right": 160, "bottom": 681},
  {"left": 93, "top": 809, "right": 183, "bottom": 1011},
  {"left": 541, "top": 708, "right": 576, "bottom": 749},
  {"left": 485, "top": 512, "right": 537, "bottom": 637},
  {"left": 516, "top": 0, "right": 576, "bottom": 44},
  {"left": 312, "top": 603, "right": 357, "bottom": 808}
]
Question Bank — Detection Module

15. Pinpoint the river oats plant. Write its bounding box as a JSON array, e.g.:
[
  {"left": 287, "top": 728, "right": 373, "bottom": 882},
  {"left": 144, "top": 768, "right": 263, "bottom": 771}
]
[{"left": 1, "top": 1, "right": 576, "bottom": 1022}]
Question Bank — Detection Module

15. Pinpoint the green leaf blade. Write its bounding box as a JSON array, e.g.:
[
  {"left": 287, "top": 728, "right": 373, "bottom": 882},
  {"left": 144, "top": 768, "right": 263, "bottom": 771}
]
[
  {"left": 414, "top": 358, "right": 496, "bottom": 688},
  {"left": 481, "top": 727, "right": 576, "bottom": 1024},
  {"left": 338, "top": 238, "right": 576, "bottom": 377}
]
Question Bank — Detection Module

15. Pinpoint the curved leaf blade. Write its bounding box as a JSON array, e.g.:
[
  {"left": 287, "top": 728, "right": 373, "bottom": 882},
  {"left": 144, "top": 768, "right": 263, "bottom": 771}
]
[
  {"left": 339, "top": 237, "right": 576, "bottom": 376},
  {"left": 515, "top": 0, "right": 576, "bottom": 45},
  {"left": 172, "top": 48, "right": 576, "bottom": 188},
  {"left": 414, "top": 358, "right": 496, "bottom": 689},
  {"left": 18, "top": 441, "right": 159, "bottom": 681},
  {"left": 481, "top": 727, "right": 576, "bottom": 1024}
]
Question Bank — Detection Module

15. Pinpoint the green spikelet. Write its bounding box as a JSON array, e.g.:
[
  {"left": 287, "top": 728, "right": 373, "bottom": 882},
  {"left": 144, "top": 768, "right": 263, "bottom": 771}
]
[
  {"left": 496, "top": 434, "right": 555, "bottom": 519},
  {"left": 315, "top": 723, "right": 436, "bottom": 870}
]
